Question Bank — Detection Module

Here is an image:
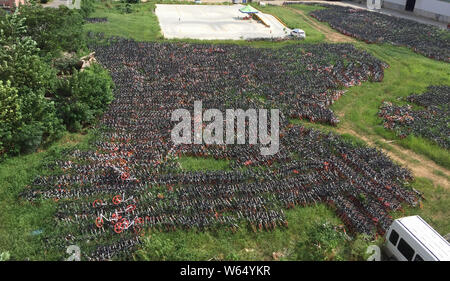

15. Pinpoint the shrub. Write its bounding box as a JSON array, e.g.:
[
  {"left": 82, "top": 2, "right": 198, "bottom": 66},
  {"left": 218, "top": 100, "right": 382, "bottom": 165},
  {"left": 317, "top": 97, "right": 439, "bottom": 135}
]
[
  {"left": 55, "top": 64, "right": 114, "bottom": 132},
  {"left": 0, "top": 81, "right": 21, "bottom": 154},
  {"left": 0, "top": 12, "right": 64, "bottom": 156},
  {"left": 0, "top": 251, "right": 10, "bottom": 261},
  {"left": 52, "top": 54, "right": 81, "bottom": 75},
  {"left": 294, "top": 222, "right": 349, "bottom": 260},
  {"left": 17, "top": 4, "right": 85, "bottom": 56},
  {"left": 80, "top": 0, "right": 96, "bottom": 18},
  {"left": 0, "top": 8, "right": 114, "bottom": 157}
]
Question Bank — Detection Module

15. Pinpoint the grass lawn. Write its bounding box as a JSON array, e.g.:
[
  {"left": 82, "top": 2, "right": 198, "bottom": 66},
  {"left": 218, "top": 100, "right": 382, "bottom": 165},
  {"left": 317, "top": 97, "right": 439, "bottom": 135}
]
[
  {"left": 0, "top": 2, "right": 448, "bottom": 260},
  {"left": 134, "top": 202, "right": 373, "bottom": 261},
  {"left": 0, "top": 133, "right": 90, "bottom": 260},
  {"left": 332, "top": 43, "right": 450, "bottom": 169},
  {"left": 282, "top": 4, "right": 450, "bottom": 168},
  {"left": 85, "top": 1, "right": 163, "bottom": 41}
]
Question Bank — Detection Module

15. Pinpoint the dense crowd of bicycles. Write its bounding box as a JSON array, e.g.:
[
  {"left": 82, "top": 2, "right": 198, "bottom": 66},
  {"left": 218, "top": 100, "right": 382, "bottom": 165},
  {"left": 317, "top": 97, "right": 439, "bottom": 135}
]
[
  {"left": 379, "top": 85, "right": 449, "bottom": 149},
  {"left": 20, "top": 36, "right": 419, "bottom": 260},
  {"left": 85, "top": 17, "right": 108, "bottom": 24},
  {"left": 307, "top": 4, "right": 450, "bottom": 62}
]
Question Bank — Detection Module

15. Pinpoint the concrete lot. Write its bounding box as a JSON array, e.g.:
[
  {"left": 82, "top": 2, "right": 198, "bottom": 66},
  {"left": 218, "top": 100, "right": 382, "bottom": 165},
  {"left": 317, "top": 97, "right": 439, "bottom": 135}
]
[{"left": 155, "top": 4, "right": 290, "bottom": 40}]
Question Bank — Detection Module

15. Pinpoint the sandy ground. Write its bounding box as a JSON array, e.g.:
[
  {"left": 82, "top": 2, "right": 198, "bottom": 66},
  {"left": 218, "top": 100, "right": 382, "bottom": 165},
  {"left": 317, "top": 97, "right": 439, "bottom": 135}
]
[{"left": 155, "top": 4, "right": 290, "bottom": 40}]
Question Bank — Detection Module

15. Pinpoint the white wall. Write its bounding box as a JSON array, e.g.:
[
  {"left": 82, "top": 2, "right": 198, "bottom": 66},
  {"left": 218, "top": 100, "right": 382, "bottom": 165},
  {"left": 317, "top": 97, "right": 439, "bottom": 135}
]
[
  {"left": 383, "top": 0, "right": 450, "bottom": 22},
  {"left": 383, "top": 0, "right": 406, "bottom": 10},
  {"left": 415, "top": 0, "right": 450, "bottom": 17},
  {"left": 384, "top": 0, "right": 406, "bottom": 5}
]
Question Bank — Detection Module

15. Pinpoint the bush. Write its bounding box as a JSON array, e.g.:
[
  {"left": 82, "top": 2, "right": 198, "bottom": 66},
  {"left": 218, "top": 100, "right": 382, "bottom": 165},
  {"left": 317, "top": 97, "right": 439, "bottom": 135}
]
[
  {"left": 294, "top": 222, "right": 349, "bottom": 260},
  {"left": 17, "top": 4, "right": 85, "bottom": 56},
  {"left": 55, "top": 64, "right": 114, "bottom": 132},
  {"left": 52, "top": 54, "right": 81, "bottom": 75},
  {"left": 0, "top": 7, "right": 114, "bottom": 157},
  {"left": 80, "top": 0, "right": 96, "bottom": 18},
  {"left": 0, "top": 81, "right": 21, "bottom": 154},
  {"left": 0, "top": 251, "right": 10, "bottom": 261},
  {"left": 0, "top": 12, "right": 64, "bottom": 156}
]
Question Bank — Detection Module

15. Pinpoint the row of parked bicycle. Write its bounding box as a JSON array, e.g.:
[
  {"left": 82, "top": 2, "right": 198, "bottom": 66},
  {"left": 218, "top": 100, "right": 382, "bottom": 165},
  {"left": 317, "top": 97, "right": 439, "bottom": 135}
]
[
  {"left": 379, "top": 85, "right": 449, "bottom": 149},
  {"left": 21, "top": 37, "right": 418, "bottom": 260},
  {"left": 307, "top": 4, "right": 450, "bottom": 62}
]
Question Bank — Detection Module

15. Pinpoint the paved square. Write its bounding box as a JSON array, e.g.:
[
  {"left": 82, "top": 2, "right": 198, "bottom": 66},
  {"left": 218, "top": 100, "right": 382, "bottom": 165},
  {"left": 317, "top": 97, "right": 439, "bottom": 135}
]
[{"left": 155, "top": 4, "right": 289, "bottom": 40}]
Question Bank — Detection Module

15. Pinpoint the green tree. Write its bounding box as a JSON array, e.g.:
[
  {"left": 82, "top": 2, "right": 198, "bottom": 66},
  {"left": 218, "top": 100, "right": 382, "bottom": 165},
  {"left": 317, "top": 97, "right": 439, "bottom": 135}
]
[
  {"left": 80, "top": 0, "right": 96, "bottom": 18},
  {"left": 55, "top": 64, "right": 114, "bottom": 132},
  {"left": 0, "top": 11, "right": 63, "bottom": 155},
  {"left": 16, "top": 4, "right": 85, "bottom": 56},
  {"left": 0, "top": 81, "right": 21, "bottom": 154}
]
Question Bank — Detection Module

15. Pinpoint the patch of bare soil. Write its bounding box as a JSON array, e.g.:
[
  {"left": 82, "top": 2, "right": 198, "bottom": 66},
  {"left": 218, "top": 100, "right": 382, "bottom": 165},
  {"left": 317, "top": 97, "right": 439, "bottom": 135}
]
[
  {"left": 287, "top": 7, "right": 355, "bottom": 43},
  {"left": 338, "top": 127, "right": 450, "bottom": 189}
]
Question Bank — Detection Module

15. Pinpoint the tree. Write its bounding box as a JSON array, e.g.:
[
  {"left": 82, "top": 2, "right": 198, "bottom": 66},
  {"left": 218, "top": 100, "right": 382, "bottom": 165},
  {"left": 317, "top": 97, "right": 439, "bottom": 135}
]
[
  {"left": 16, "top": 4, "right": 85, "bottom": 56},
  {"left": 0, "top": 81, "right": 21, "bottom": 154},
  {"left": 0, "top": 11, "right": 63, "bottom": 155},
  {"left": 55, "top": 64, "right": 114, "bottom": 132}
]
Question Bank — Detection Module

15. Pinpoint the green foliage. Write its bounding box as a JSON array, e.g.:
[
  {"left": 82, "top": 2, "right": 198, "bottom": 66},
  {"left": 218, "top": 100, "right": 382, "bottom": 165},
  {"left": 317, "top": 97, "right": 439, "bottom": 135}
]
[
  {"left": 121, "top": 0, "right": 139, "bottom": 4},
  {"left": 0, "top": 12, "right": 63, "bottom": 155},
  {"left": 178, "top": 156, "right": 230, "bottom": 171},
  {"left": 0, "top": 251, "right": 11, "bottom": 261},
  {"left": 0, "top": 133, "right": 89, "bottom": 260},
  {"left": 350, "top": 235, "right": 382, "bottom": 261},
  {"left": 52, "top": 54, "right": 81, "bottom": 75},
  {"left": 80, "top": 0, "right": 96, "bottom": 18},
  {"left": 55, "top": 64, "right": 114, "bottom": 132},
  {"left": 137, "top": 232, "right": 199, "bottom": 261},
  {"left": 0, "top": 81, "right": 21, "bottom": 154},
  {"left": 17, "top": 4, "right": 85, "bottom": 55},
  {"left": 294, "top": 222, "right": 350, "bottom": 260},
  {"left": 123, "top": 3, "right": 133, "bottom": 14},
  {"left": 0, "top": 8, "right": 113, "bottom": 156}
]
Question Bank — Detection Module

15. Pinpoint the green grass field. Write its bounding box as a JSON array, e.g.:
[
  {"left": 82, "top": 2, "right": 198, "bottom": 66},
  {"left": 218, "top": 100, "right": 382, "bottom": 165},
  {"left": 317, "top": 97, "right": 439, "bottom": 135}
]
[
  {"left": 332, "top": 43, "right": 450, "bottom": 168},
  {"left": 0, "top": 1, "right": 448, "bottom": 261}
]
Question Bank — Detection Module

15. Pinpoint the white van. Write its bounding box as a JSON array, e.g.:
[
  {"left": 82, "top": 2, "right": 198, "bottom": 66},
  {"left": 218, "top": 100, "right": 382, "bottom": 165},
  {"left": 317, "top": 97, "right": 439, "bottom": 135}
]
[{"left": 383, "top": 215, "right": 450, "bottom": 261}]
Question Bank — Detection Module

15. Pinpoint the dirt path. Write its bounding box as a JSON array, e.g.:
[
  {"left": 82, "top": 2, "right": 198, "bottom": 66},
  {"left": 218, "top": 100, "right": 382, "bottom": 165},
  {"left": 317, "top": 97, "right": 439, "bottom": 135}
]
[
  {"left": 287, "top": 6, "right": 449, "bottom": 189},
  {"left": 338, "top": 127, "right": 450, "bottom": 189},
  {"left": 287, "top": 7, "right": 355, "bottom": 43}
]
